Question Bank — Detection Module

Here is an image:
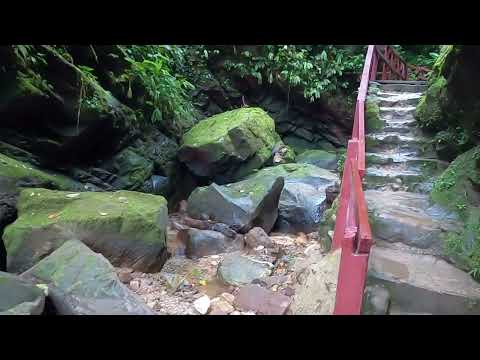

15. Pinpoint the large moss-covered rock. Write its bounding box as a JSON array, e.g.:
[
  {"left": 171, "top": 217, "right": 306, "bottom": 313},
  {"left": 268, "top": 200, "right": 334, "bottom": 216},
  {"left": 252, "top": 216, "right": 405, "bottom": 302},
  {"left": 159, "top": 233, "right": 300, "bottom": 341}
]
[
  {"left": 0, "top": 271, "right": 46, "bottom": 315},
  {"left": 187, "top": 176, "right": 284, "bottom": 234},
  {"left": 4, "top": 188, "right": 169, "bottom": 273},
  {"left": 246, "top": 163, "right": 338, "bottom": 233},
  {"left": 21, "top": 240, "right": 155, "bottom": 315},
  {"left": 178, "top": 107, "right": 284, "bottom": 183},
  {"left": 0, "top": 152, "right": 79, "bottom": 193}
]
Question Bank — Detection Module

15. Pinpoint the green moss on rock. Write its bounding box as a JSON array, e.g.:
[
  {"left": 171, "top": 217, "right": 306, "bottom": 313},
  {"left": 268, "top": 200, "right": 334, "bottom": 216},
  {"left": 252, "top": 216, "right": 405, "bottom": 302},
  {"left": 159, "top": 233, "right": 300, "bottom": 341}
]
[
  {"left": 431, "top": 146, "right": 480, "bottom": 280},
  {"left": 178, "top": 107, "right": 284, "bottom": 183},
  {"left": 0, "top": 153, "right": 78, "bottom": 192},
  {"left": 431, "top": 146, "right": 480, "bottom": 211},
  {"left": 366, "top": 100, "right": 384, "bottom": 132},
  {"left": 296, "top": 149, "right": 338, "bottom": 170},
  {"left": 416, "top": 75, "right": 447, "bottom": 129},
  {"left": 318, "top": 196, "right": 339, "bottom": 251},
  {"left": 4, "top": 188, "right": 168, "bottom": 273}
]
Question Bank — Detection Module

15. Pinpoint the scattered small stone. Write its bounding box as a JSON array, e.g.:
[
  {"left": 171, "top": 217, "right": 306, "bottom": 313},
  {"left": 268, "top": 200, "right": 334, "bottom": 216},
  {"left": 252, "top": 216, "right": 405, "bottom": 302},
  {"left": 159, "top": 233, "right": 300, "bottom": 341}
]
[
  {"left": 193, "top": 295, "right": 211, "bottom": 315},
  {"left": 245, "top": 227, "right": 274, "bottom": 248},
  {"left": 220, "top": 292, "right": 235, "bottom": 304},
  {"left": 147, "top": 301, "right": 157, "bottom": 309},
  {"left": 117, "top": 271, "right": 133, "bottom": 284},
  {"left": 210, "top": 298, "right": 235, "bottom": 314},
  {"left": 281, "top": 287, "right": 295, "bottom": 297},
  {"left": 234, "top": 285, "right": 291, "bottom": 315},
  {"left": 129, "top": 279, "right": 141, "bottom": 291},
  {"left": 217, "top": 253, "right": 272, "bottom": 286}
]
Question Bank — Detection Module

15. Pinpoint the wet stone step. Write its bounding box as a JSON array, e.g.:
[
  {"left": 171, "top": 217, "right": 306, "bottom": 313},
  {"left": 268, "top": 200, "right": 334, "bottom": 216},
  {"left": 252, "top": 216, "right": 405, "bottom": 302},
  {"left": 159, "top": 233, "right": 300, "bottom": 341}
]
[
  {"left": 372, "top": 82, "right": 427, "bottom": 93},
  {"left": 381, "top": 125, "right": 418, "bottom": 134},
  {"left": 364, "top": 166, "right": 424, "bottom": 190},
  {"left": 380, "top": 106, "right": 417, "bottom": 115},
  {"left": 367, "top": 245, "right": 480, "bottom": 315},
  {"left": 375, "top": 91, "right": 423, "bottom": 99},
  {"left": 365, "top": 190, "right": 461, "bottom": 251},
  {"left": 376, "top": 96, "right": 422, "bottom": 108}
]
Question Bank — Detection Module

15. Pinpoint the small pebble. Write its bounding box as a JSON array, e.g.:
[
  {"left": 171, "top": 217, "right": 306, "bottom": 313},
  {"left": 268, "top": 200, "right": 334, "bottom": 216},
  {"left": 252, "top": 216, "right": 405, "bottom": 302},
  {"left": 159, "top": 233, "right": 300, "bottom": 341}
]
[
  {"left": 193, "top": 295, "right": 211, "bottom": 315},
  {"left": 221, "top": 292, "right": 235, "bottom": 304}
]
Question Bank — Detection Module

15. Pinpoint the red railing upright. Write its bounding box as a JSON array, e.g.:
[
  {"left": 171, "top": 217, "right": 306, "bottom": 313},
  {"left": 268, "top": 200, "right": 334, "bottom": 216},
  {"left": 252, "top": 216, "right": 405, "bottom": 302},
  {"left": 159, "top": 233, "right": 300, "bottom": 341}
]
[{"left": 331, "top": 45, "right": 408, "bottom": 315}]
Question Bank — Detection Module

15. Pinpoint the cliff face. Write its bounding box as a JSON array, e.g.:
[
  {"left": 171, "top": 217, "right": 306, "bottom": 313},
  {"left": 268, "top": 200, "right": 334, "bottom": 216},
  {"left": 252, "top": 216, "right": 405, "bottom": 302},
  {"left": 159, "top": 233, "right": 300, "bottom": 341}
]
[{"left": 416, "top": 45, "right": 480, "bottom": 161}]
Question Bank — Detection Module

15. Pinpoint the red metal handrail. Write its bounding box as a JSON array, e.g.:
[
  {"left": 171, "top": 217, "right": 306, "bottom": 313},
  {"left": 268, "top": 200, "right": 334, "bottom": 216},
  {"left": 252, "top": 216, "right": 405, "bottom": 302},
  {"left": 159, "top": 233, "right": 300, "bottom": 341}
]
[{"left": 331, "top": 45, "right": 407, "bottom": 315}]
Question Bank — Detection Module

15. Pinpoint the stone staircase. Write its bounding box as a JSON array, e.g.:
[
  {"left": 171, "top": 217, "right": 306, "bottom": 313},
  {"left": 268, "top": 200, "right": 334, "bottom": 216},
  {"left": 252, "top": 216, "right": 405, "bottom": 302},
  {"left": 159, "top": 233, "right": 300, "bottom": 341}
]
[{"left": 363, "top": 81, "right": 480, "bottom": 315}]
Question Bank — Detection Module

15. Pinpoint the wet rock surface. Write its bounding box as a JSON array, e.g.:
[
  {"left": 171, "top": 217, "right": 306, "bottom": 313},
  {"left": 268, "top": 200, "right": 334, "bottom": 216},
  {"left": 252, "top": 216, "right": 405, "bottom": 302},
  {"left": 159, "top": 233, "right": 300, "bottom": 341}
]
[
  {"left": 22, "top": 240, "right": 154, "bottom": 315},
  {"left": 217, "top": 252, "right": 272, "bottom": 286},
  {"left": 187, "top": 175, "right": 284, "bottom": 234},
  {"left": 246, "top": 163, "right": 338, "bottom": 233},
  {"left": 0, "top": 271, "right": 46, "bottom": 315},
  {"left": 120, "top": 220, "right": 324, "bottom": 315}
]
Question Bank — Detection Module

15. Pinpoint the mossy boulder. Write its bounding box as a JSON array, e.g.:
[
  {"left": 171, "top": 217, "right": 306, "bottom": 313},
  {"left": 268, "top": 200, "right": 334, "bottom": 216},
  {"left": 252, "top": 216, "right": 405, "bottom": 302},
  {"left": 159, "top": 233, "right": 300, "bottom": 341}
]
[
  {"left": 109, "top": 148, "right": 154, "bottom": 190},
  {"left": 21, "top": 240, "right": 154, "bottom": 315},
  {"left": 246, "top": 163, "right": 338, "bottom": 233},
  {"left": 178, "top": 107, "right": 285, "bottom": 183},
  {"left": 0, "top": 152, "right": 79, "bottom": 193},
  {"left": 0, "top": 271, "right": 46, "bottom": 315},
  {"left": 187, "top": 176, "right": 284, "bottom": 234},
  {"left": 4, "top": 188, "right": 169, "bottom": 273},
  {"left": 296, "top": 149, "right": 338, "bottom": 170},
  {"left": 431, "top": 146, "right": 480, "bottom": 211},
  {"left": 415, "top": 45, "right": 480, "bottom": 160}
]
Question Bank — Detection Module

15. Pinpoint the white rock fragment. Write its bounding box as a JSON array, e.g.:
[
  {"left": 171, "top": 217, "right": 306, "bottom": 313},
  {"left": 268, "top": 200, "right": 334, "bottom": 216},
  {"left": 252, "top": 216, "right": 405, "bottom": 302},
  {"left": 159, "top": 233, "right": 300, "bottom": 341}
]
[{"left": 193, "top": 295, "right": 211, "bottom": 315}]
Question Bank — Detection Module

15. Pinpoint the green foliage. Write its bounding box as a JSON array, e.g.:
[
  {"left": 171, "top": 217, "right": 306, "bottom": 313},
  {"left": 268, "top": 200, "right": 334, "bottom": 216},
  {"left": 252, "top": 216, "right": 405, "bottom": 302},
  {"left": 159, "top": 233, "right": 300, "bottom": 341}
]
[
  {"left": 337, "top": 151, "right": 346, "bottom": 177},
  {"left": 204, "top": 45, "right": 366, "bottom": 102},
  {"left": 392, "top": 45, "right": 441, "bottom": 68},
  {"left": 444, "top": 212, "right": 480, "bottom": 281},
  {"left": 119, "top": 45, "right": 196, "bottom": 132}
]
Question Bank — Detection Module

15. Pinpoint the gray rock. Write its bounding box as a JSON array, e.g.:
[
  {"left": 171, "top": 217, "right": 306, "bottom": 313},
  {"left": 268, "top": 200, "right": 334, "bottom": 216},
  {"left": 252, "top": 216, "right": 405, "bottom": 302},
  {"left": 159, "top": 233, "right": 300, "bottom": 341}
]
[
  {"left": 234, "top": 284, "right": 291, "bottom": 315},
  {"left": 296, "top": 150, "right": 338, "bottom": 170},
  {"left": 21, "top": 240, "right": 155, "bottom": 315},
  {"left": 244, "top": 227, "right": 274, "bottom": 249},
  {"left": 0, "top": 271, "right": 45, "bottom": 315},
  {"left": 187, "top": 176, "right": 284, "bottom": 234},
  {"left": 290, "top": 249, "right": 341, "bottom": 315},
  {"left": 365, "top": 190, "right": 461, "bottom": 253},
  {"left": 362, "top": 284, "right": 390, "bottom": 315},
  {"left": 247, "top": 164, "right": 338, "bottom": 233},
  {"left": 180, "top": 228, "right": 244, "bottom": 259},
  {"left": 217, "top": 253, "right": 272, "bottom": 286},
  {"left": 368, "top": 245, "right": 480, "bottom": 315}
]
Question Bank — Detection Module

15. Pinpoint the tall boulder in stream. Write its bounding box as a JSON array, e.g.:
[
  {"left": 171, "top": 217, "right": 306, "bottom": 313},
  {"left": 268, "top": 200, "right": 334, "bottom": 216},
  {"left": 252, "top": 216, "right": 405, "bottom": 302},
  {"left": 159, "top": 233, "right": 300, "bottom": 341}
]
[{"left": 178, "top": 107, "right": 287, "bottom": 184}]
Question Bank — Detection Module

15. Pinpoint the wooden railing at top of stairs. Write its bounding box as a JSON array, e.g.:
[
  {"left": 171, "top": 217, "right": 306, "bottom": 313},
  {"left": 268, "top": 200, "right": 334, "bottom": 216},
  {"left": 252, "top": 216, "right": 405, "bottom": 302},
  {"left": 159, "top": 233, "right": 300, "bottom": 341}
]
[{"left": 331, "top": 45, "right": 409, "bottom": 315}]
